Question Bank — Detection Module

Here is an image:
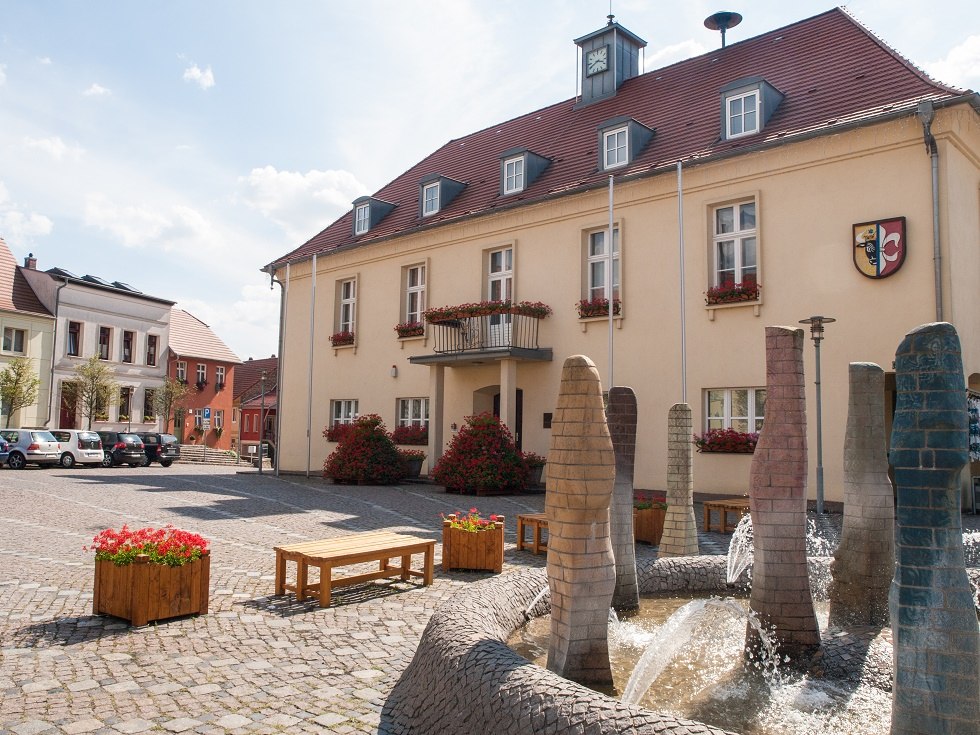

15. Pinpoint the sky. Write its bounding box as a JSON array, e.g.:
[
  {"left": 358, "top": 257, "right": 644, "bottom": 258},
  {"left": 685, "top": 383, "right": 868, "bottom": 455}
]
[{"left": 1, "top": 1, "right": 977, "bottom": 361}]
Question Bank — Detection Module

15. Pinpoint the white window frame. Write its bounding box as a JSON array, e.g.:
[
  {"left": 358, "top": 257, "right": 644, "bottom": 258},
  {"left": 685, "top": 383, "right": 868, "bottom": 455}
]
[
  {"left": 146, "top": 334, "right": 158, "bottom": 366},
  {"left": 705, "top": 388, "right": 766, "bottom": 433},
  {"left": 214, "top": 409, "right": 224, "bottom": 430},
  {"left": 196, "top": 363, "right": 207, "bottom": 384},
  {"left": 354, "top": 203, "right": 370, "bottom": 235},
  {"left": 603, "top": 127, "right": 628, "bottom": 169},
  {"left": 712, "top": 199, "right": 757, "bottom": 288},
  {"left": 397, "top": 397, "right": 430, "bottom": 429},
  {"left": 726, "top": 89, "right": 760, "bottom": 139},
  {"left": 587, "top": 228, "right": 620, "bottom": 302},
  {"left": 232, "top": 407, "right": 239, "bottom": 424},
  {"left": 331, "top": 399, "right": 358, "bottom": 426},
  {"left": 422, "top": 182, "right": 440, "bottom": 216},
  {"left": 404, "top": 264, "right": 426, "bottom": 325},
  {"left": 503, "top": 156, "right": 525, "bottom": 194},
  {"left": 176, "top": 361, "right": 187, "bottom": 382},
  {"left": 215, "top": 365, "right": 226, "bottom": 387},
  {"left": 487, "top": 247, "right": 513, "bottom": 303},
  {"left": 339, "top": 278, "right": 356, "bottom": 334},
  {"left": 2, "top": 327, "right": 26, "bottom": 354},
  {"left": 193, "top": 408, "right": 204, "bottom": 428}
]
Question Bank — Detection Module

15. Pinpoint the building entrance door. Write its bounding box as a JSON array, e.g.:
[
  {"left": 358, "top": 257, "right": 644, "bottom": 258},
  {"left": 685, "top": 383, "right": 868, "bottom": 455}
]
[
  {"left": 493, "top": 389, "right": 523, "bottom": 450},
  {"left": 59, "top": 387, "right": 77, "bottom": 429}
]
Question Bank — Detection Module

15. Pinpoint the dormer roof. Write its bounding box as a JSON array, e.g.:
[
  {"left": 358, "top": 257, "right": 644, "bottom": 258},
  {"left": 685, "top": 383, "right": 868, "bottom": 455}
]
[{"left": 268, "top": 8, "right": 969, "bottom": 271}]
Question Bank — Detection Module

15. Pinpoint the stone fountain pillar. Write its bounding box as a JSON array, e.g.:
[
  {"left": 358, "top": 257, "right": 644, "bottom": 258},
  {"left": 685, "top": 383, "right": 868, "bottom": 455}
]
[
  {"left": 658, "top": 403, "right": 700, "bottom": 557},
  {"left": 545, "top": 355, "right": 616, "bottom": 685},
  {"left": 747, "top": 326, "right": 820, "bottom": 661},
  {"left": 828, "top": 362, "right": 894, "bottom": 629},
  {"left": 608, "top": 386, "right": 640, "bottom": 614},
  {"left": 889, "top": 322, "right": 980, "bottom": 735}
]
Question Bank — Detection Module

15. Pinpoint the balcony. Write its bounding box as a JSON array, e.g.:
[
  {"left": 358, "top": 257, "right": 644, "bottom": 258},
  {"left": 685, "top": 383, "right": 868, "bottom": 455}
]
[{"left": 409, "top": 301, "right": 553, "bottom": 367}]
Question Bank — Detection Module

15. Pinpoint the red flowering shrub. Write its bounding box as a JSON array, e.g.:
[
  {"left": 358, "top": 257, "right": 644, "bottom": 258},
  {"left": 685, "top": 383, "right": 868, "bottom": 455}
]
[
  {"left": 86, "top": 525, "right": 208, "bottom": 567},
  {"left": 323, "top": 422, "right": 354, "bottom": 443},
  {"left": 391, "top": 424, "right": 428, "bottom": 445},
  {"left": 432, "top": 413, "right": 529, "bottom": 493},
  {"left": 693, "top": 428, "right": 759, "bottom": 453},
  {"left": 323, "top": 414, "right": 405, "bottom": 484}
]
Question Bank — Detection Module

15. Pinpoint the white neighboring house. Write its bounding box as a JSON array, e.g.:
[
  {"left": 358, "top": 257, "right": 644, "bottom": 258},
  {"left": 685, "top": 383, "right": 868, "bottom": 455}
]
[
  {"left": 0, "top": 243, "right": 55, "bottom": 428},
  {"left": 19, "top": 258, "right": 173, "bottom": 431}
]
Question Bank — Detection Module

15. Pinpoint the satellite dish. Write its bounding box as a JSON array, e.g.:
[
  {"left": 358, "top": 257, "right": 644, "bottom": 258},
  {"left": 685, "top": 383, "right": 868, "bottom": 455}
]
[{"left": 704, "top": 11, "right": 743, "bottom": 48}]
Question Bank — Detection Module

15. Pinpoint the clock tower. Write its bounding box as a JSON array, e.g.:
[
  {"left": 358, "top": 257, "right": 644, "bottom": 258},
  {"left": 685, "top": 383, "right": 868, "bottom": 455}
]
[{"left": 574, "top": 15, "right": 647, "bottom": 107}]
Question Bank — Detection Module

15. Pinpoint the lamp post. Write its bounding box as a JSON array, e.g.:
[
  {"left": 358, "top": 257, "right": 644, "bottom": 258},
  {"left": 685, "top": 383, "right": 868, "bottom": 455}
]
[
  {"left": 258, "top": 370, "right": 266, "bottom": 475},
  {"left": 799, "top": 315, "right": 836, "bottom": 514}
]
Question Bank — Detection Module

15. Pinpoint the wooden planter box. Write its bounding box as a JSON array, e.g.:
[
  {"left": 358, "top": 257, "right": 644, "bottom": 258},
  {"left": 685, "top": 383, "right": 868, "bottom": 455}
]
[
  {"left": 442, "top": 517, "right": 504, "bottom": 573},
  {"left": 634, "top": 507, "right": 667, "bottom": 545},
  {"left": 93, "top": 553, "right": 210, "bottom": 626}
]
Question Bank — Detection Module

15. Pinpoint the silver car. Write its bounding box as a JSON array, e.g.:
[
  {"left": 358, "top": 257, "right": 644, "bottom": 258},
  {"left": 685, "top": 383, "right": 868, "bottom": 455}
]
[
  {"left": 50, "top": 430, "right": 105, "bottom": 468},
  {"left": 1, "top": 429, "right": 62, "bottom": 469}
]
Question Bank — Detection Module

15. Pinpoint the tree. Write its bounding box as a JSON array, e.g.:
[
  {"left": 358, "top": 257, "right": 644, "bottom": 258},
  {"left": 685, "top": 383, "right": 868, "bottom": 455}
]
[
  {"left": 62, "top": 355, "right": 118, "bottom": 430},
  {"left": 153, "top": 376, "right": 190, "bottom": 434},
  {"left": 0, "top": 356, "right": 41, "bottom": 428}
]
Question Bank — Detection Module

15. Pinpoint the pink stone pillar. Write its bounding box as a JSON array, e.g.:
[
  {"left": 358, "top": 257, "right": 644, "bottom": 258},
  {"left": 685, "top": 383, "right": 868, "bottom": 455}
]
[
  {"left": 546, "top": 355, "right": 615, "bottom": 685},
  {"left": 608, "top": 386, "right": 639, "bottom": 613},
  {"left": 748, "top": 327, "right": 820, "bottom": 660}
]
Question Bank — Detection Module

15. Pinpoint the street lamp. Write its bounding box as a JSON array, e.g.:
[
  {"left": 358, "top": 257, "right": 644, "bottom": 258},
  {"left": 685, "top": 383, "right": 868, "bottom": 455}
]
[
  {"left": 258, "top": 370, "right": 267, "bottom": 475},
  {"left": 799, "top": 315, "right": 836, "bottom": 514}
]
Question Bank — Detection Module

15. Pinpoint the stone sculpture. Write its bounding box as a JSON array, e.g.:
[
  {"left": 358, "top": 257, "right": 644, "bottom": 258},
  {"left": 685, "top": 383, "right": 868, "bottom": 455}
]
[
  {"left": 889, "top": 322, "right": 979, "bottom": 735},
  {"left": 828, "top": 362, "right": 894, "bottom": 628},
  {"left": 607, "top": 386, "right": 639, "bottom": 613},
  {"left": 658, "top": 403, "right": 700, "bottom": 557},
  {"left": 545, "top": 355, "right": 615, "bottom": 685},
  {"left": 747, "top": 326, "right": 820, "bottom": 661}
]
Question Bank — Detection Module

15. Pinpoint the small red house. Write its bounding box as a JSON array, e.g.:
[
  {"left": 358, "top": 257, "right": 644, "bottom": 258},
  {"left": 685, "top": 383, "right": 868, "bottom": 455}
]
[{"left": 233, "top": 356, "right": 277, "bottom": 461}]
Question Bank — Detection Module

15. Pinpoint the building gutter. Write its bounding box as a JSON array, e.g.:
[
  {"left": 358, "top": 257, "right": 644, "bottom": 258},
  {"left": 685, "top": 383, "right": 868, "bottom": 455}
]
[
  {"left": 267, "top": 263, "right": 288, "bottom": 477},
  {"left": 44, "top": 277, "right": 69, "bottom": 427},
  {"left": 916, "top": 100, "right": 943, "bottom": 322}
]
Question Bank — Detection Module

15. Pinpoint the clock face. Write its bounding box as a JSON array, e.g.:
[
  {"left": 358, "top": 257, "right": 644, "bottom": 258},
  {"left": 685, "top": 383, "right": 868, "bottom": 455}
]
[{"left": 586, "top": 45, "right": 609, "bottom": 76}]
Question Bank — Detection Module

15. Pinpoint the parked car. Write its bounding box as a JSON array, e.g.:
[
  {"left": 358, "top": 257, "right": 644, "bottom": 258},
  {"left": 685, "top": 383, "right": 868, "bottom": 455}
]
[
  {"left": 0, "top": 435, "right": 9, "bottom": 466},
  {"left": 137, "top": 432, "right": 181, "bottom": 467},
  {"left": 96, "top": 431, "right": 146, "bottom": 467},
  {"left": 50, "top": 429, "right": 105, "bottom": 468},
  {"left": 0, "top": 428, "right": 62, "bottom": 469}
]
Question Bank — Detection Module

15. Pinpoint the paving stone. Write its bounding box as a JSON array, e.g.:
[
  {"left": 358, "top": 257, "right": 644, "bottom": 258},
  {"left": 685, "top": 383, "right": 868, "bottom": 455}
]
[
  {"left": 110, "top": 720, "right": 156, "bottom": 734},
  {"left": 161, "top": 718, "right": 201, "bottom": 733},
  {"left": 212, "top": 715, "right": 252, "bottom": 729},
  {"left": 61, "top": 720, "right": 104, "bottom": 734}
]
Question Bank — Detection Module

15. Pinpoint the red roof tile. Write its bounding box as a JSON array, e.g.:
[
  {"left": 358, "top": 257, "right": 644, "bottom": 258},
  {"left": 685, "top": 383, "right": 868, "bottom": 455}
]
[
  {"left": 0, "top": 239, "right": 51, "bottom": 317},
  {"left": 234, "top": 356, "right": 278, "bottom": 399},
  {"left": 168, "top": 308, "right": 241, "bottom": 364},
  {"left": 268, "top": 8, "right": 967, "bottom": 270}
]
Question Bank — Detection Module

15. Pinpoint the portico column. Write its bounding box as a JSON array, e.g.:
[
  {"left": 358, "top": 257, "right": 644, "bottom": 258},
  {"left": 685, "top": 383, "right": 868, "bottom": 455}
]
[
  {"left": 499, "top": 358, "right": 518, "bottom": 440},
  {"left": 428, "top": 364, "right": 445, "bottom": 465}
]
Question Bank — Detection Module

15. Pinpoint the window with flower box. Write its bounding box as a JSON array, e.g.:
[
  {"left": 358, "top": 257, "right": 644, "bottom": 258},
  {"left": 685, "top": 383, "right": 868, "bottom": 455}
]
[
  {"left": 398, "top": 264, "right": 426, "bottom": 335},
  {"left": 710, "top": 199, "right": 757, "bottom": 303},
  {"left": 336, "top": 277, "right": 357, "bottom": 336},
  {"left": 215, "top": 365, "right": 226, "bottom": 389},
  {"left": 176, "top": 361, "right": 187, "bottom": 383},
  {"left": 705, "top": 388, "right": 766, "bottom": 432},
  {"left": 397, "top": 398, "right": 429, "bottom": 429},
  {"left": 119, "top": 387, "right": 132, "bottom": 420},
  {"left": 214, "top": 409, "right": 224, "bottom": 430},
  {"left": 331, "top": 399, "right": 358, "bottom": 426},
  {"left": 587, "top": 227, "right": 620, "bottom": 303},
  {"left": 143, "top": 389, "right": 155, "bottom": 421},
  {"left": 193, "top": 408, "right": 204, "bottom": 429},
  {"left": 196, "top": 363, "right": 207, "bottom": 384}
]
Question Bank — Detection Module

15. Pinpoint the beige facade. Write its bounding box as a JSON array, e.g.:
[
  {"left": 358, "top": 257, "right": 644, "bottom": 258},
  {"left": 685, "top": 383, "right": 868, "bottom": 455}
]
[
  {"left": 271, "top": 103, "right": 980, "bottom": 503},
  {"left": 0, "top": 310, "right": 54, "bottom": 428}
]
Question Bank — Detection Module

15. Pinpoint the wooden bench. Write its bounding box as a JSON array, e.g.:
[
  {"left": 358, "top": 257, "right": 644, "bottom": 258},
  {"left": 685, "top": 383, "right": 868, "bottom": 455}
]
[
  {"left": 702, "top": 498, "right": 751, "bottom": 533},
  {"left": 517, "top": 513, "right": 549, "bottom": 555},
  {"left": 274, "top": 530, "right": 435, "bottom": 608}
]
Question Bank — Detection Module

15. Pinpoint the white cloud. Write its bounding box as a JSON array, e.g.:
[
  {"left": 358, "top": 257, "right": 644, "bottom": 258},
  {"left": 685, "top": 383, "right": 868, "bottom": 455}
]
[
  {"left": 239, "top": 165, "right": 368, "bottom": 242},
  {"left": 645, "top": 40, "right": 708, "bottom": 71},
  {"left": 178, "top": 280, "right": 281, "bottom": 362},
  {"left": 24, "top": 136, "right": 85, "bottom": 161},
  {"left": 38, "top": 57, "right": 51, "bottom": 65},
  {"left": 0, "top": 210, "right": 54, "bottom": 241},
  {"left": 83, "top": 194, "right": 175, "bottom": 246},
  {"left": 183, "top": 64, "right": 215, "bottom": 90},
  {"left": 83, "top": 83, "right": 111, "bottom": 97},
  {"left": 0, "top": 64, "right": 6, "bottom": 86},
  {"left": 925, "top": 35, "right": 980, "bottom": 89}
]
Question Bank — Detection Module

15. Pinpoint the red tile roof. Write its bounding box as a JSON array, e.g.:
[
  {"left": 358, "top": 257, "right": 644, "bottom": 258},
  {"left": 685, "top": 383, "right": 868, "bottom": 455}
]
[
  {"left": 268, "top": 8, "right": 968, "bottom": 270},
  {"left": 168, "top": 308, "right": 241, "bottom": 364},
  {"left": 0, "top": 239, "right": 51, "bottom": 317},
  {"left": 234, "top": 356, "right": 278, "bottom": 400}
]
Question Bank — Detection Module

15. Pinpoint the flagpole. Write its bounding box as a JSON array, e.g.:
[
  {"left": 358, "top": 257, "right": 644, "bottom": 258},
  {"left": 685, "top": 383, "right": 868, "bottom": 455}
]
[
  {"left": 607, "top": 175, "right": 614, "bottom": 391},
  {"left": 677, "top": 162, "right": 687, "bottom": 403}
]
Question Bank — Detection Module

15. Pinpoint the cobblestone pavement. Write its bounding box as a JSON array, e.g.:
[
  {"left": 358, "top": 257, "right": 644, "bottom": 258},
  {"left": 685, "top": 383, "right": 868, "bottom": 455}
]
[{"left": 2, "top": 466, "right": 977, "bottom": 734}]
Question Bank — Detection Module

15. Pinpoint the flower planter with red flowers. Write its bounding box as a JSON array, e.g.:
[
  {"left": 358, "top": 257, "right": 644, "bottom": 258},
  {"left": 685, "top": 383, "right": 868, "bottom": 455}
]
[
  {"left": 693, "top": 429, "right": 759, "bottom": 454},
  {"left": 441, "top": 510, "right": 504, "bottom": 573},
  {"left": 633, "top": 504, "right": 667, "bottom": 545},
  {"left": 330, "top": 331, "right": 355, "bottom": 347},
  {"left": 391, "top": 424, "right": 428, "bottom": 446},
  {"left": 394, "top": 322, "right": 425, "bottom": 338},
  {"left": 423, "top": 300, "right": 553, "bottom": 324},
  {"left": 704, "top": 281, "right": 760, "bottom": 306},
  {"left": 88, "top": 525, "right": 210, "bottom": 626},
  {"left": 577, "top": 297, "right": 622, "bottom": 319}
]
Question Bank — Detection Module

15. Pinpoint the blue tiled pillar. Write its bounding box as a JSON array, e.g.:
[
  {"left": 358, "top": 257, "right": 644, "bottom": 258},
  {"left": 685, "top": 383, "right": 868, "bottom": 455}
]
[{"left": 889, "top": 322, "right": 979, "bottom": 734}]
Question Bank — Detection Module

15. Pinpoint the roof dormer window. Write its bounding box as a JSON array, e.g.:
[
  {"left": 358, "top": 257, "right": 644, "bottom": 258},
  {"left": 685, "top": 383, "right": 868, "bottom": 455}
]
[
  {"left": 720, "top": 77, "right": 784, "bottom": 141},
  {"left": 503, "top": 156, "right": 524, "bottom": 194},
  {"left": 597, "top": 116, "right": 655, "bottom": 171},
  {"left": 422, "top": 182, "right": 440, "bottom": 217},
  {"left": 603, "top": 127, "right": 628, "bottom": 169},
  {"left": 354, "top": 203, "right": 370, "bottom": 235},
  {"left": 350, "top": 196, "right": 396, "bottom": 237},
  {"left": 418, "top": 175, "right": 466, "bottom": 218}
]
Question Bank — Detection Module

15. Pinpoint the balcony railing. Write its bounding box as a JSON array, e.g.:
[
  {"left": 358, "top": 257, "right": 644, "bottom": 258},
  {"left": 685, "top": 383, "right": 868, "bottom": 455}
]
[{"left": 429, "top": 314, "right": 544, "bottom": 354}]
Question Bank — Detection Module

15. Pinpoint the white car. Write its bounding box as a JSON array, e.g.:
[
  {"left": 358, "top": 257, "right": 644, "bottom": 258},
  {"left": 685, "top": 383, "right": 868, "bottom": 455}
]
[
  {"left": 50, "top": 429, "right": 105, "bottom": 468},
  {"left": 0, "top": 429, "right": 61, "bottom": 469}
]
